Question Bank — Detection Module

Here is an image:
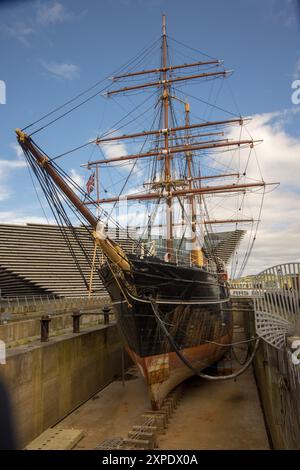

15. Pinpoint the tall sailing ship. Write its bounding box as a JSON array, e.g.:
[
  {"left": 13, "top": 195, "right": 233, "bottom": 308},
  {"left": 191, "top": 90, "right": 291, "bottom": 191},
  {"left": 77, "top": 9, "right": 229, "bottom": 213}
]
[{"left": 16, "top": 15, "right": 268, "bottom": 409}]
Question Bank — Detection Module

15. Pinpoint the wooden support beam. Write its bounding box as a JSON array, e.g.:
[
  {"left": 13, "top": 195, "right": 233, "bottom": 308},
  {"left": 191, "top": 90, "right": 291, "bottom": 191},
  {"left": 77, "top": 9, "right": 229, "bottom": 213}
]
[
  {"left": 112, "top": 60, "right": 222, "bottom": 80},
  {"left": 106, "top": 70, "right": 231, "bottom": 96},
  {"left": 84, "top": 181, "right": 270, "bottom": 205},
  {"left": 92, "top": 118, "right": 246, "bottom": 147},
  {"left": 84, "top": 139, "right": 260, "bottom": 166}
]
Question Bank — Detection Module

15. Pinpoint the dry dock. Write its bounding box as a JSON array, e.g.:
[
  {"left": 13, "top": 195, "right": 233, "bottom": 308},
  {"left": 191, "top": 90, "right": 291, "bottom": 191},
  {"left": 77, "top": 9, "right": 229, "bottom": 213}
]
[
  {"left": 2, "top": 292, "right": 300, "bottom": 450},
  {"left": 56, "top": 365, "right": 269, "bottom": 450}
]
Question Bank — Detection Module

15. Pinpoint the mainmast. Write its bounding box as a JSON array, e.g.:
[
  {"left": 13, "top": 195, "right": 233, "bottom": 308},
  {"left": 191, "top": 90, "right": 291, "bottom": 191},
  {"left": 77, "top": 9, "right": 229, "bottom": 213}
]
[{"left": 162, "top": 14, "right": 173, "bottom": 256}]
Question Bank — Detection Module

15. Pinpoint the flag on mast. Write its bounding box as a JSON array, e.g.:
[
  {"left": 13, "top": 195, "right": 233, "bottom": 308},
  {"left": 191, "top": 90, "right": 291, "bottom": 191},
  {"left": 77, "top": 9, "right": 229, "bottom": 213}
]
[{"left": 86, "top": 172, "right": 95, "bottom": 195}]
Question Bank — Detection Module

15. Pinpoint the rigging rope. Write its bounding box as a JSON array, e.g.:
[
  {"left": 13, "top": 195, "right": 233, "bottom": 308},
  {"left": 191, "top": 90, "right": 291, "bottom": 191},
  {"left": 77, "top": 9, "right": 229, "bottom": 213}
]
[
  {"left": 237, "top": 186, "right": 266, "bottom": 278},
  {"left": 22, "top": 35, "right": 162, "bottom": 135},
  {"left": 50, "top": 92, "right": 157, "bottom": 162},
  {"left": 168, "top": 36, "right": 219, "bottom": 61},
  {"left": 175, "top": 88, "right": 241, "bottom": 118},
  {"left": 18, "top": 26, "right": 267, "bottom": 279}
]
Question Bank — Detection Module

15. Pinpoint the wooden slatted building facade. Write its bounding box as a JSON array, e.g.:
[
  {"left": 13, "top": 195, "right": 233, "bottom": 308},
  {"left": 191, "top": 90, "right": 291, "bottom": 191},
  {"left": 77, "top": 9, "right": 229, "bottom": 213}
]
[{"left": 0, "top": 223, "right": 136, "bottom": 298}]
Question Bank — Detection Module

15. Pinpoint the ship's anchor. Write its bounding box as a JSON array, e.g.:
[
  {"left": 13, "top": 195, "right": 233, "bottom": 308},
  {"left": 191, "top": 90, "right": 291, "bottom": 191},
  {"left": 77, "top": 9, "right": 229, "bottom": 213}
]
[{"left": 150, "top": 299, "right": 260, "bottom": 381}]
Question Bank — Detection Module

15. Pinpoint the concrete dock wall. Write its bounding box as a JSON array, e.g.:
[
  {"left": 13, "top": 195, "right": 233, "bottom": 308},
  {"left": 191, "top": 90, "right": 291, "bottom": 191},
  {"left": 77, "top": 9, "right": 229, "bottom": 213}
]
[
  {"left": 0, "top": 312, "right": 107, "bottom": 347},
  {"left": 0, "top": 323, "right": 129, "bottom": 448},
  {"left": 232, "top": 298, "right": 300, "bottom": 449}
]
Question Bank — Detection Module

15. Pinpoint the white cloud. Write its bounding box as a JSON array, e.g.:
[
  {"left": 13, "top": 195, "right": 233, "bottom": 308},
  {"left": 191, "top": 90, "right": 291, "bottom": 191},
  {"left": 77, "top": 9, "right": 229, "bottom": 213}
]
[
  {"left": 100, "top": 139, "right": 140, "bottom": 175},
  {"left": 69, "top": 168, "right": 85, "bottom": 188},
  {"left": 266, "top": 0, "right": 299, "bottom": 28},
  {"left": 10, "top": 142, "right": 24, "bottom": 159},
  {"left": 293, "top": 58, "right": 300, "bottom": 79},
  {"left": 36, "top": 1, "right": 70, "bottom": 26},
  {"left": 0, "top": 157, "right": 27, "bottom": 201},
  {"left": 0, "top": 159, "right": 27, "bottom": 172},
  {"left": 0, "top": 2, "right": 72, "bottom": 46},
  {"left": 0, "top": 211, "right": 53, "bottom": 225},
  {"left": 215, "top": 108, "right": 300, "bottom": 276},
  {"left": 0, "top": 23, "right": 34, "bottom": 46},
  {"left": 227, "top": 109, "right": 300, "bottom": 188},
  {"left": 0, "top": 188, "right": 9, "bottom": 202},
  {"left": 41, "top": 61, "right": 79, "bottom": 79},
  {"left": 101, "top": 141, "right": 128, "bottom": 161}
]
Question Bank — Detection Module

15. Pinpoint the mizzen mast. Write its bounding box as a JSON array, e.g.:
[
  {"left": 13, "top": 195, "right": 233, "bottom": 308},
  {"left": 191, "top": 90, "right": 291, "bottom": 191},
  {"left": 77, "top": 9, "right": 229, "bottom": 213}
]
[{"left": 184, "top": 100, "right": 204, "bottom": 265}]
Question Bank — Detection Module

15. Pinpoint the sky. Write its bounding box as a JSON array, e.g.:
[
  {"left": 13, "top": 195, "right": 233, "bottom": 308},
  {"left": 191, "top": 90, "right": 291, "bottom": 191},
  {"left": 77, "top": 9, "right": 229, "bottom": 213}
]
[{"left": 0, "top": 0, "right": 300, "bottom": 276}]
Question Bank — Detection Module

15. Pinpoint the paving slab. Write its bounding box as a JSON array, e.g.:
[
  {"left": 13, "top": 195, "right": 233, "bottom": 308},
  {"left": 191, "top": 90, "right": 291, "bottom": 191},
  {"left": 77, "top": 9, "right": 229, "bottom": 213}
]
[{"left": 25, "top": 428, "right": 83, "bottom": 450}]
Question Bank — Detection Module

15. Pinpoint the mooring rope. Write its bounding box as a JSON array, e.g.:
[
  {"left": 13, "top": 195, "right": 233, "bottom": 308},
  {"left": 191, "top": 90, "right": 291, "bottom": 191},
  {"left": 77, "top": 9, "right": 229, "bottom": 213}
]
[{"left": 150, "top": 298, "right": 260, "bottom": 381}]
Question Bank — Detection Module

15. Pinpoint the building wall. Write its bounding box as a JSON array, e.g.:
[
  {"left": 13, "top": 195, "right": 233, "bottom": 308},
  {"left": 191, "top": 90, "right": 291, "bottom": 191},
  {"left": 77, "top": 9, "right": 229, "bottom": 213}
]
[{"left": 0, "top": 223, "right": 137, "bottom": 298}]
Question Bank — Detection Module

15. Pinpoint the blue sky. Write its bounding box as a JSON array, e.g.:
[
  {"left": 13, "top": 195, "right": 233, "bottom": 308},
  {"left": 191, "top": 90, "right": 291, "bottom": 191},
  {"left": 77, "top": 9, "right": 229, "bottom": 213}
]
[{"left": 0, "top": 0, "right": 300, "bottom": 274}]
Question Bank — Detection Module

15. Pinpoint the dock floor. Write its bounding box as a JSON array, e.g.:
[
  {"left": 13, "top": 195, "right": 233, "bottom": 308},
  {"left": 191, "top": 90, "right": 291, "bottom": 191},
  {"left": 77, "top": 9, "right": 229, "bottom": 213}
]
[{"left": 58, "top": 365, "right": 269, "bottom": 450}]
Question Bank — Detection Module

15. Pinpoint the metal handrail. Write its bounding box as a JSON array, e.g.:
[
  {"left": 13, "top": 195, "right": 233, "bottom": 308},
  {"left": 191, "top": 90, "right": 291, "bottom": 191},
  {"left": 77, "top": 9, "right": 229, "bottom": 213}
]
[
  {"left": 253, "top": 262, "right": 300, "bottom": 349},
  {"left": 0, "top": 293, "right": 109, "bottom": 316}
]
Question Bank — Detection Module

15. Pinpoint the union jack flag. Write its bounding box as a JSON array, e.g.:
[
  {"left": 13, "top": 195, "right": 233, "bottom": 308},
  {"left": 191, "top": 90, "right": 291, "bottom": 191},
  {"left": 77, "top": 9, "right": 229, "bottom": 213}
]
[{"left": 86, "top": 172, "right": 95, "bottom": 195}]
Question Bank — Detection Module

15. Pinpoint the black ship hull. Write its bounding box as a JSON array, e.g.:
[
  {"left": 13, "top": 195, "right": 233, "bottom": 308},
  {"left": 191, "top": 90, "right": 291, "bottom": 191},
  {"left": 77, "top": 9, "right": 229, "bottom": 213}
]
[{"left": 100, "top": 255, "right": 232, "bottom": 408}]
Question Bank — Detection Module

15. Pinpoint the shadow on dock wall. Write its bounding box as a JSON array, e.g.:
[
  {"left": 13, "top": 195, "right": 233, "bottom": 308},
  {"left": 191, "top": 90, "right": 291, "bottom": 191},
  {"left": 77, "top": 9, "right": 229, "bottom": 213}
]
[
  {"left": 0, "top": 324, "right": 131, "bottom": 448},
  {"left": 253, "top": 339, "right": 300, "bottom": 449}
]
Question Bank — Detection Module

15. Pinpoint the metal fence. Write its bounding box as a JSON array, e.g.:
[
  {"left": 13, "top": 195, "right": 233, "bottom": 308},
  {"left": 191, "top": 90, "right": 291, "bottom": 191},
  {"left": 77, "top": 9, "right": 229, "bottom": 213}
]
[
  {"left": 0, "top": 294, "right": 109, "bottom": 316},
  {"left": 250, "top": 262, "right": 300, "bottom": 449},
  {"left": 253, "top": 263, "right": 300, "bottom": 349}
]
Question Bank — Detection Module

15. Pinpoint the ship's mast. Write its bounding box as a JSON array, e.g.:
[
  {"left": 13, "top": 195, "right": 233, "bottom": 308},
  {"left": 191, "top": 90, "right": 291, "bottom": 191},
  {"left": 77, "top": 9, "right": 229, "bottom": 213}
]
[
  {"left": 16, "top": 15, "right": 274, "bottom": 272},
  {"left": 95, "top": 164, "right": 100, "bottom": 217},
  {"left": 162, "top": 14, "right": 173, "bottom": 256},
  {"left": 185, "top": 102, "right": 203, "bottom": 265},
  {"left": 185, "top": 102, "right": 195, "bottom": 234}
]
